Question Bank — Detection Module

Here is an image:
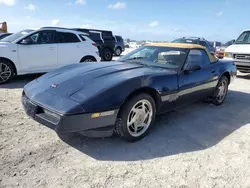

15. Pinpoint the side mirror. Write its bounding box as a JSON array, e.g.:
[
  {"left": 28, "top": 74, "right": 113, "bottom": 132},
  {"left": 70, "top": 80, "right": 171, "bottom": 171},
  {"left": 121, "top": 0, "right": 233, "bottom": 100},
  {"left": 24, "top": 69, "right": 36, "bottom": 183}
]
[
  {"left": 20, "top": 38, "right": 33, "bottom": 45},
  {"left": 184, "top": 64, "right": 201, "bottom": 73}
]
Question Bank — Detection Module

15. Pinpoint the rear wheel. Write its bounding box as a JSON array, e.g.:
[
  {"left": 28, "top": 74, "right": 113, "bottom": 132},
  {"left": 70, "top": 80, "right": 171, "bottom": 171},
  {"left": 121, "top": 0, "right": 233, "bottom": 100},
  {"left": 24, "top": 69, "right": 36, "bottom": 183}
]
[
  {"left": 101, "top": 48, "right": 113, "bottom": 61},
  {"left": 212, "top": 76, "right": 229, "bottom": 105},
  {"left": 115, "top": 93, "right": 156, "bottom": 142},
  {"left": 0, "top": 60, "right": 15, "bottom": 84}
]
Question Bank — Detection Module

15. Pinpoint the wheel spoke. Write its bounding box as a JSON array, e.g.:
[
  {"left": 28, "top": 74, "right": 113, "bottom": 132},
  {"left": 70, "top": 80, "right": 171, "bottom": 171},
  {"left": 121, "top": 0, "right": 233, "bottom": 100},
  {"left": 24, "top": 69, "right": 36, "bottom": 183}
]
[{"left": 126, "top": 99, "right": 153, "bottom": 137}]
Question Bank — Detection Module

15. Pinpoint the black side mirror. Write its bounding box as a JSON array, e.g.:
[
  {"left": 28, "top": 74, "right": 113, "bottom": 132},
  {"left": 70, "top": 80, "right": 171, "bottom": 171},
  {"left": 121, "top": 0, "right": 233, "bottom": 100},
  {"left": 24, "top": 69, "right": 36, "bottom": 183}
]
[
  {"left": 184, "top": 64, "right": 201, "bottom": 73},
  {"left": 20, "top": 38, "right": 33, "bottom": 45}
]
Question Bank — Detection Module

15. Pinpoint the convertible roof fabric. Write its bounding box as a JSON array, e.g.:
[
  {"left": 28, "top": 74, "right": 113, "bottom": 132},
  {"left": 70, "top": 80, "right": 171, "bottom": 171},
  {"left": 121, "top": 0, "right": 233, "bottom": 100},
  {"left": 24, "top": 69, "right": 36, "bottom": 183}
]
[{"left": 146, "top": 43, "right": 217, "bottom": 63}]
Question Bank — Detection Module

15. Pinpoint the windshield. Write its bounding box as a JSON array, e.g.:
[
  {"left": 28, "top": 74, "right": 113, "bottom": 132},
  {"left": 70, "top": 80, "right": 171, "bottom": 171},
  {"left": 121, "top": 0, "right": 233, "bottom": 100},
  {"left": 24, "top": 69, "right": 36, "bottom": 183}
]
[
  {"left": 172, "top": 38, "right": 197, "bottom": 44},
  {"left": 235, "top": 31, "right": 250, "bottom": 44},
  {"left": 1, "top": 29, "right": 34, "bottom": 43},
  {"left": 119, "top": 46, "right": 188, "bottom": 70}
]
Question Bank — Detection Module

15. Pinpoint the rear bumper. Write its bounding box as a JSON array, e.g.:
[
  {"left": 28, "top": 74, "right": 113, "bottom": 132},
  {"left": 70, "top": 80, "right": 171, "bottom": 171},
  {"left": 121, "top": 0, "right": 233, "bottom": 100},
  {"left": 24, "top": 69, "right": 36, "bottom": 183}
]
[{"left": 22, "top": 93, "right": 119, "bottom": 137}]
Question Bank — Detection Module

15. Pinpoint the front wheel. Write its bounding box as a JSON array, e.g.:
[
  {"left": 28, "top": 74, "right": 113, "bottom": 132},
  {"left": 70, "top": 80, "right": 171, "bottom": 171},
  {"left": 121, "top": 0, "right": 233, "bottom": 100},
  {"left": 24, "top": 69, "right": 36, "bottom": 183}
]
[
  {"left": 80, "top": 56, "right": 96, "bottom": 62},
  {"left": 115, "top": 93, "right": 156, "bottom": 142},
  {"left": 212, "top": 76, "right": 229, "bottom": 105},
  {"left": 0, "top": 60, "right": 15, "bottom": 84}
]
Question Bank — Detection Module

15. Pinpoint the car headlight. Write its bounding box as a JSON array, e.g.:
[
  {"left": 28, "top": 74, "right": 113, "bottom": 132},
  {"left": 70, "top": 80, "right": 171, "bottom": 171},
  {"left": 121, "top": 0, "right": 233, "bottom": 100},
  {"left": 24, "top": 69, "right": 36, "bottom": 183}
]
[{"left": 224, "top": 52, "right": 233, "bottom": 58}]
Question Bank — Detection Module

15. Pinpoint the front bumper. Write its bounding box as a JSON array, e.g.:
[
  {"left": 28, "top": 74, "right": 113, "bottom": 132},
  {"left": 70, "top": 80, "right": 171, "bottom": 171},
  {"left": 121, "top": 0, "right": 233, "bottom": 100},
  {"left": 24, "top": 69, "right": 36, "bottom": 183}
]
[
  {"left": 234, "top": 60, "right": 250, "bottom": 73},
  {"left": 22, "top": 93, "right": 119, "bottom": 137}
]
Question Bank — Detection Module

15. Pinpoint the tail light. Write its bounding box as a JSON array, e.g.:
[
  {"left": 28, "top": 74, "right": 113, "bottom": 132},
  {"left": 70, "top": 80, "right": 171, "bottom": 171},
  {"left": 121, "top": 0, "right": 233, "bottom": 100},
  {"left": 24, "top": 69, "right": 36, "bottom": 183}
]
[{"left": 92, "top": 43, "right": 97, "bottom": 47}]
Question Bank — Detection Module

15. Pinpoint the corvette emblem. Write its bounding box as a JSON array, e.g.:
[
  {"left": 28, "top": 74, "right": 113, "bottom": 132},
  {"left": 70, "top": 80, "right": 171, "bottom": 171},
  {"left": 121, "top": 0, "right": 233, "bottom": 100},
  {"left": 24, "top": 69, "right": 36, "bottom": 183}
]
[{"left": 50, "top": 84, "right": 58, "bottom": 88}]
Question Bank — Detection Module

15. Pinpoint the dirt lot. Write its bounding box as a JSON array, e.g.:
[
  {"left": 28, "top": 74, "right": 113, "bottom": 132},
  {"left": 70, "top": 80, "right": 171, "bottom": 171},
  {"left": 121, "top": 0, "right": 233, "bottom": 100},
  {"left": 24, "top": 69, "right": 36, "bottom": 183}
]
[{"left": 1, "top": 73, "right": 250, "bottom": 188}]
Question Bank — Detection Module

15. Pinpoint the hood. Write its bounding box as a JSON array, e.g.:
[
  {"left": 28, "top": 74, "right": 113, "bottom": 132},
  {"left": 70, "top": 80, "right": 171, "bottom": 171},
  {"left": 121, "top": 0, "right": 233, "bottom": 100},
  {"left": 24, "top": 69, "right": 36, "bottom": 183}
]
[
  {"left": 24, "top": 61, "right": 170, "bottom": 100},
  {"left": 0, "top": 42, "right": 10, "bottom": 47},
  {"left": 225, "top": 44, "right": 250, "bottom": 53}
]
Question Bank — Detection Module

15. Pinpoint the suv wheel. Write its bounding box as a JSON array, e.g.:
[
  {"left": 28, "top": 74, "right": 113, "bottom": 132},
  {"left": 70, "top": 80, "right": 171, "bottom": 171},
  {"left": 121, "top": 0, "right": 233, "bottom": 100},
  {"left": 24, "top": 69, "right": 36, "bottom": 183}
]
[
  {"left": 101, "top": 48, "right": 113, "bottom": 61},
  {"left": 115, "top": 47, "right": 122, "bottom": 56},
  {"left": 80, "top": 56, "right": 96, "bottom": 62},
  {"left": 0, "top": 60, "right": 15, "bottom": 84}
]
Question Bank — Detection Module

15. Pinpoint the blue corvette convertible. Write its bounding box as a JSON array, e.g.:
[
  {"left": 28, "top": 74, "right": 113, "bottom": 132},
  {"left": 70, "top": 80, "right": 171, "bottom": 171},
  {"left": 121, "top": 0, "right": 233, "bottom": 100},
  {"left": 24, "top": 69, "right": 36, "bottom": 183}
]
[{"left": 22, "top": 43, "right": 236, "bottom": 142}]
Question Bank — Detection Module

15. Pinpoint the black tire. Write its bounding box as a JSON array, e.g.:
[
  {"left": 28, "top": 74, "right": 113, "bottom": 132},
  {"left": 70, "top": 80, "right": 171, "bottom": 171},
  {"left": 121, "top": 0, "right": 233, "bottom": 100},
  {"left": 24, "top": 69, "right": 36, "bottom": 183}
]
[
  {"left": 115, "top": 93, "right": 156, "bottom": 142},
  {"left": 212, "top": 76, "right": 229, "bottom": 106},
  {"left": 114, "top": 47, "right": 122, "bottom": 56},
  {"left": 101, "top": 48, "right": 113, "bottom": 61},
  {"left": 0, "top": 59, "right": 15, "bottom": 84},
  {"left": 80, "top": 56, "right": 96, "bottom": 62}
]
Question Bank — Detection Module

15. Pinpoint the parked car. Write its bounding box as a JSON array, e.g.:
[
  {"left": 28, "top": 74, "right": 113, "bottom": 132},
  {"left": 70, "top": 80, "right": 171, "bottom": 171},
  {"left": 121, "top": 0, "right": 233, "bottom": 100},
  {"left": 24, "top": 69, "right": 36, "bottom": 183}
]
[
  {"left": 114, "top": 35, "right": 125, "bottom": 56},
  {"left": 172, "top": 37, "right": 216, "bottom": 55},
  {"left": 0, "top": 27, "right": 101, "bottom": 84},
  {"left": 73, "top": 28, "right": 115, "bottom": 61},
  {"left": 224, "top": 30, "right": 250, "bottom": 73},
  {"left": 215, "top": 40, "right": 235, "bottom": 59},
  {"left": 0, "top": 33, "right": 12, "bottom": 40},
  {"left": 22, "top": 43, "right": 236, "bottom": 142}
]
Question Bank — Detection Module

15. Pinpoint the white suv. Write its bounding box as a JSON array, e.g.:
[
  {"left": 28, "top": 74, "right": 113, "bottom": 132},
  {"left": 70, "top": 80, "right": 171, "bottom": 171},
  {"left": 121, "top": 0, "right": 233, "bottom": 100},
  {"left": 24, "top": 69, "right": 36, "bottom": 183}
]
[{"left": 0, "top": 27, "right": 101, "bottom": 84}]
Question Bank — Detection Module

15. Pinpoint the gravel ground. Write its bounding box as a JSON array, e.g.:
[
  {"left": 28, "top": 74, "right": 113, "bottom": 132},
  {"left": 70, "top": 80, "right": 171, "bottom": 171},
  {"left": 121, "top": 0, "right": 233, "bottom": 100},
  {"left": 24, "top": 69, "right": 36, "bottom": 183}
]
[{"left": 1, "top": 72, "right": 250, "bottom": 188}]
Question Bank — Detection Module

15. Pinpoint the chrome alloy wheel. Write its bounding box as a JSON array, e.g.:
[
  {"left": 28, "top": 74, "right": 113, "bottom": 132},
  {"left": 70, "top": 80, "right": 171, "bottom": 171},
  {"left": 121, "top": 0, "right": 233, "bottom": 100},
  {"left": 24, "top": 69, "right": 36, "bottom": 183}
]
[
  {"left": 0, "top": 63, "right": 11, "bottom": 84},
  {"left": 84, "top": 59, "right": 93, "bottom": 62},
  {"left": 216, "top": 79, "right": 228, "bottom": 103},
  {"left": 127, "top": 99, "right": 153, "bottom": 137}
]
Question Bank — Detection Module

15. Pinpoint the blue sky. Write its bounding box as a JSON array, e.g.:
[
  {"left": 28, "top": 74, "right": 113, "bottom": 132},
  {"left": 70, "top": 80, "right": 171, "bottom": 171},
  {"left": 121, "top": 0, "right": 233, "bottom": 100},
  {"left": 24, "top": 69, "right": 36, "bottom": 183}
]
[{"left": 0, "top": 0, "right": 249, "bottom": 42}]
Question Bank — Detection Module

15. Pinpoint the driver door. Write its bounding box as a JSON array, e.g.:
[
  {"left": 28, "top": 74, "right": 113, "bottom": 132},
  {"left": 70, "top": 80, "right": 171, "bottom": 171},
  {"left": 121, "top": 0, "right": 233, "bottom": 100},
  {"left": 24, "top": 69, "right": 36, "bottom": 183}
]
[
  {"left": 176, "top": 49, "right": 215, "bottom": 106},
  {"left": 17, "top": 30, "right": 58, "bottom": 74}
]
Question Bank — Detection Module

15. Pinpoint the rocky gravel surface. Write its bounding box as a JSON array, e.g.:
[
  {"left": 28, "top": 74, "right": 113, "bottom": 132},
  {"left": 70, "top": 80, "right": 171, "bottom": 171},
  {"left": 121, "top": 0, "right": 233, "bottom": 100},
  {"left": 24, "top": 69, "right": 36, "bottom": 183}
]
[{"left": 1, "top": 73, "right": 250, "bottom": 188}]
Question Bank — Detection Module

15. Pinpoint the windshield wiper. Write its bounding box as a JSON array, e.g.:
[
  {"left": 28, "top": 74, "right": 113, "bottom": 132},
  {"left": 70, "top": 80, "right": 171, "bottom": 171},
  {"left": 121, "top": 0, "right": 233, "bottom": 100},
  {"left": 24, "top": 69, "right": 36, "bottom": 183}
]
[{"left": 121, "top": 57, "right": 145, "bottom": 62}]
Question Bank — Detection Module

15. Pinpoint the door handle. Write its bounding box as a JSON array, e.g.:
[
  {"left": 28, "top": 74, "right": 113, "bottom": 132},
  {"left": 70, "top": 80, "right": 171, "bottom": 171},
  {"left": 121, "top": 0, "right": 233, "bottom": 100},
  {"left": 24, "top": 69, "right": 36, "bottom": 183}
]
[
  {"left": 49, "top": 47, "right": 56, "bottom": 50},
  {"left": 211, "top": 70, "right": 216, "bottom": 74}
]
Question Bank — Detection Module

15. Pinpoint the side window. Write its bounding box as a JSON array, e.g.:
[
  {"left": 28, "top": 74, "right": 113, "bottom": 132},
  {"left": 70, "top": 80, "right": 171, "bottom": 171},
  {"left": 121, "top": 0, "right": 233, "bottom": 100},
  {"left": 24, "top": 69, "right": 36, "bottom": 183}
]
[
  {"left": 90, "top": 32, "right": 101, "bottom": 40},
  {"left": 102, "top": 32, "right": 113, "bottom": 40},
  {"left": 79, "top": 34, "right": 86, "bottom": 41},
  {"left": 57, "top": 32, "right": 80, "bottom": 43},
  {"left": 23, "top": 31, "right": 55, "bottom": 44},
  {"left": 199, "top": 41, "right": 210, "bottom": 50},
  {"left": 200, "top": 50, "right": 211, "bottom": 66},
  {"left": 116, "top": 36, "right": 122, "bottom": 42},
  {"left": 185, "top": 49, "right": 211, "bottom": 68}
]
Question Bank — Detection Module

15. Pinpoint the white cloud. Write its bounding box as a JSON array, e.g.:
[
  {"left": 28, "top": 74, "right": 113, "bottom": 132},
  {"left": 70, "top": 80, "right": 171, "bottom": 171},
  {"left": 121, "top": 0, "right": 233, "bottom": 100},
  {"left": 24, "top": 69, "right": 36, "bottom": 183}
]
[
  {"left": 216, "top": 11, "right": 223, "bottom": 17},
  {"left": 51, "top": 20, "right": 60, "bottom": 26},
  {"left": 108, "top": 2, "right": 126, "bottom": 9},
  {"left": 149, "top": 21, "right": 159, "bottom": 27},
  {"left": 24, "top": 3, "right": 36, "bottom": 11},
  {"left": 0, "top": 0, "right": 15, "bottom": 6},
  {"left": 80, "top": 24, "right": 93, "bottom": 28},
  {"left": 75, "top": 0, "right": 86, "bottom": 5}
]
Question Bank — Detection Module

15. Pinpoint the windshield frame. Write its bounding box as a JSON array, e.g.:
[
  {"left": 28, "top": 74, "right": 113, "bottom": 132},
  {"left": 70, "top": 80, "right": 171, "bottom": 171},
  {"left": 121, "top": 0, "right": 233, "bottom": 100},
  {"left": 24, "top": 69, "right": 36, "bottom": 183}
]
[
  {"left": 118, "top": 45, "right": 189, "bottom": 71},
  {"left": 1, "top": 29, "right": 35, "bottom": 43}
]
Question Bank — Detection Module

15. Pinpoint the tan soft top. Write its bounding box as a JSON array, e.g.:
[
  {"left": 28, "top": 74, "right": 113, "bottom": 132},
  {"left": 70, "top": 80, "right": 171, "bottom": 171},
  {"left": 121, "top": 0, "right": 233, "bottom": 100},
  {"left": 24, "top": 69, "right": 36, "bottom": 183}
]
[{"left": 145, "top": 42, "right": 217, "bottom": 63}]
